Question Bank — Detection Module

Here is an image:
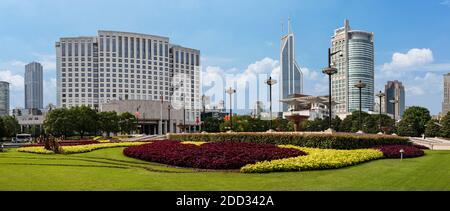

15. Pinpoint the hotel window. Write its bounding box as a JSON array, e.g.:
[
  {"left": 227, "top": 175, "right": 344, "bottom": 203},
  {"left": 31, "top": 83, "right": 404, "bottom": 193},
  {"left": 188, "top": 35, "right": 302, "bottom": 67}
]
[
  {"left": 118, "top": 36, "right": 122, "bottom": 57},
  {"left": 68, "top": 43, "right": 72, "bottom": 57},
  {"left": 142, "top": 39, "right": 146, "bottom": 59},
  {"left": 88, "top": 43, "right": 92, "bottom": 57},
  {"left": 165, "top": 44, "right": 168, "bottom": 57},
  {"left": 62, "top": 43, "right": 66, "bottom": 57},
  {"left": 81, "top": 43, "right": 85, "bottom": 57},
  {"left": 130, "top": 38, "right": 135, "bottom": 58},
  {"left": 112, "top": 37, "right": 116, "bottom": 53},
  {"left": 148, "top": 40, "right": 152, "bottom": 58},
  {"left": 124, "top": 37, "right": 129, "bottom": 58},
  {"left": 154, "top": 42, "right": 158, "bottom": 56},
  {"left": 181, "top": 52, "right": 184, "bottom": 64},
  {"left": 100, "top": 37, "right": 104, "bottom": 52},
  {"left": 106, "top": 37, "right": 110, "bottom": 52},
  {"left": 159, "top": 43, "right": 163, "bottom": 57},
  {"left": 136, "top": 38, "right": 140, "bottom": 59}
]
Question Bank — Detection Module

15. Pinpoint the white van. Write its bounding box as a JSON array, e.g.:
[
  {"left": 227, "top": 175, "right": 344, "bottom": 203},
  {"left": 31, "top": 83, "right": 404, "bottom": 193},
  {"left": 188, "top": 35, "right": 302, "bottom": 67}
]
[{"left": 12, "top": 134, "right": 32, "bottom": 143}]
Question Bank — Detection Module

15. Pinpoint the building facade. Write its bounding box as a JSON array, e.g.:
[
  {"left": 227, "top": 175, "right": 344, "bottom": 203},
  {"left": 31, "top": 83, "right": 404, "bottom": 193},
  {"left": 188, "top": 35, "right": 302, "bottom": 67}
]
[
  {"left": 25, "top": 62, "right": 44, "bottom": 109},
  {"left": 0, "top": 81, "right": 9, "bottom": 116},
  {"left": 443, "top": 73, "right": 450, "bottom": 115},
  {"left": 280, "top": 19, "right": 303, "bottom": 112},
  {"left": 331, "top": 20, "right": 375, "bottom": 114},
  {"left": 385, "top": 80, "right": 405, "bottom": 120},
  {"left": 55, "top": 31, "right": 201, "bottom": 128}
]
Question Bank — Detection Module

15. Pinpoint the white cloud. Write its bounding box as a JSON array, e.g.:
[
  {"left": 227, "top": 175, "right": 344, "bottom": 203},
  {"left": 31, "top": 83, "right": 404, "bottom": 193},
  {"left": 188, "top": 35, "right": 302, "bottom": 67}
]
[
  {"left": 381, "top": 48, "right": 434, "bottom": 72},
  {"left": 0, "top": 70, "right": 24, "bottom": 91},
  {"left": 43, "top": 78, "right": 57, "bottom": 105},
  {"left": 441, "top": 0, "right": 450, "bottom": 7},
  {"left": 301, "top": 67, "right": 319, "bottom": 80},
  {"left": 33, "top": 53, "right": 56, "bottom": 71}
]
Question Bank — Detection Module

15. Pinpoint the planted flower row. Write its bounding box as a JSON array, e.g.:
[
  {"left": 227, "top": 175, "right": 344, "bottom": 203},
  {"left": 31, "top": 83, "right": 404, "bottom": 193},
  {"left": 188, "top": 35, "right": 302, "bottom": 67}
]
[
  {"left": 18, "top": 142, "right": 148, "bottom": 154},
  {"left": 123, "top": 141, "right": 306, "bottom": 170}
]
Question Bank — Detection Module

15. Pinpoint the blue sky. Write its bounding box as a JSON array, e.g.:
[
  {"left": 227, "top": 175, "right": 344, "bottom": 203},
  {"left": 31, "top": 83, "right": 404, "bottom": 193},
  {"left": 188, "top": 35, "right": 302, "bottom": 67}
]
[{"left": 0, "top": 0, "right": 449, "bottom": 114}]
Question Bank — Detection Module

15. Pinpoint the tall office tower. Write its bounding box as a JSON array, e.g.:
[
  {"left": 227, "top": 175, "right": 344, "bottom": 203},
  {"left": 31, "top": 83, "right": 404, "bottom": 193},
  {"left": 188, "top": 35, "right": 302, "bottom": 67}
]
[
  {"left": 280, "top": 19, "right": 303, "bottom": 112},
  {"left": 56, "top": 31, "right": 201, "bottom": 121},
  {"left": 25, "top": 62, "right": 44, "bottom": 109},
  {"left": 443, "top": 73, "right": 450, "bottom": 115},
  {"left": 331, "top": 20, "right": 375, "bottom": 114},
  {"left": 385, "top": 80, "right": 405, "bottom": 120},
  {"left": 0, "top": 81, "right": 10, "bottom": 116}
]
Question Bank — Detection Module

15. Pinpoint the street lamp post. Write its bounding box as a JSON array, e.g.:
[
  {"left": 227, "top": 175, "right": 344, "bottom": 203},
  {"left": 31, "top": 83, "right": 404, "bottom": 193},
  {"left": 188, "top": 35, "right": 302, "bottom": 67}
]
[
  {"left": 226, "top": 87, "right": 236, "bottom": 132},
  {"left": 322, "top": 48, "right": 343, "bottom": 131},
  {"left": 389, "top": 99, "right": 399, "bottom": 124},
  {"left": 265, "top": 77, "right": 277, "bottom": 132},
  {"left": 354, "top": 80, "right": 367, "bottom": 133},
  {"left": 376, "top": 91, "right": 386, "bottom": 134}
]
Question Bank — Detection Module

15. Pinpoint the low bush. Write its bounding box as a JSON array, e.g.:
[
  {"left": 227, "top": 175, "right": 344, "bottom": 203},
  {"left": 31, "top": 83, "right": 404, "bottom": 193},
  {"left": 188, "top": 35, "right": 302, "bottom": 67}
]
[
  {"left": 18, "top": 142, "right": 148, "bottom": 154},
  {"left": 169, "top": 132, "right": 411, "bottom": 150},
  {"left": 24, "top": 140, "right": 99, "bottom": 147},
  {"left": 376, "top": 145, "right": 425, "bottom": 158},
  {"left": 123, "top": 141, "right": 306, "bottom": 170},
  {"left": 241, "top": 146, "right": 384, "bottom": 173}
]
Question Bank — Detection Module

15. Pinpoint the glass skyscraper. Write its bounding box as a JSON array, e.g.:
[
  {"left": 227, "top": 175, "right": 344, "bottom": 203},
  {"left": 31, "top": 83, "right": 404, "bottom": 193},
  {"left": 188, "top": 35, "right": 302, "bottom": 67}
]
[
  {"left": 385, "top": 80, "right": 405, "bottom": 120},
  {"left": 331, "top": 20, "right": 374, "bottom": 114},
  {"left": 280, "top": 20, "right": 303, "bottom": 112},
  {"left": 0, "top": 81, "right": 9, "bottom": 116},
  {"left": 25, "top": 62, "right": 44, "bottom": 109}
]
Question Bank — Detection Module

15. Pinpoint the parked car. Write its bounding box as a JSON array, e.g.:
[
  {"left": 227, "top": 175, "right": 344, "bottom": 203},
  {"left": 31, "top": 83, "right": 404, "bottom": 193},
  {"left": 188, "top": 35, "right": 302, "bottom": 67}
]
[{"left": 12, "top": 134, "right": 32, "bottom": 143}]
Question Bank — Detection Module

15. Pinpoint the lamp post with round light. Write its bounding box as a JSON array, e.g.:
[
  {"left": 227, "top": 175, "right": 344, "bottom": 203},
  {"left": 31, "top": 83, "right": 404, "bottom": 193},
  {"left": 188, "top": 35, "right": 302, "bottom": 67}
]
[
  {"left": 226, "top": 87, "right": 236, "bottom": 132},
  {"left": 376, "top": 91, "right": 386, "bottom": 134},
  {"left": 265, "top": 77, "right": 277, "bottom": 132},
  {"left": 354, "top": 80, "right": 367, "bottom": 133},
  {"left": 322, "top": 48, "right": 343, "bottom": 131}
]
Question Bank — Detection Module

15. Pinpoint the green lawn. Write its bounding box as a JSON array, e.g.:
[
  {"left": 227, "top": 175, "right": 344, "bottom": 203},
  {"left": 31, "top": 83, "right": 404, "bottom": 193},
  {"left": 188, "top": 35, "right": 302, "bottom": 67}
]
[{"left": 0, "top": 148, "right": 449, "bottom": 191}]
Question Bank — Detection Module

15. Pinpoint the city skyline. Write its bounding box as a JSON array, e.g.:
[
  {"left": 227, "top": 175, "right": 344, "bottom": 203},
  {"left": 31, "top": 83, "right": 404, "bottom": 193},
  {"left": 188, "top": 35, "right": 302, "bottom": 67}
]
[{"left": 0, "top": 0, "right": 449, "bottom": 114}]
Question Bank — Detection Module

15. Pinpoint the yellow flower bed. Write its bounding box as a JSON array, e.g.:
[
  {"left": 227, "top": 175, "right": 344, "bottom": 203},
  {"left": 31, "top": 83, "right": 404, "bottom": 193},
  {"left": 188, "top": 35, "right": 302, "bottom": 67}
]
[
  {"left": 18, "top": 142, "right": 148, "bottom": 155},
  {"left": 180, "top": 141, "right": 207, "bottom": 146},
  {"left": 241, "top": 145, "right": 384, "bottom": 173}
]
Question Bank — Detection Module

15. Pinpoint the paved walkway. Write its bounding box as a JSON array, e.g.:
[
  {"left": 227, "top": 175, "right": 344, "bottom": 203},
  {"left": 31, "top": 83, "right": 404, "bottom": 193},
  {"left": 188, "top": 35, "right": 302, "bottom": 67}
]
[{"left": 410, "top": 137, "right": 450, "bottom": 150}]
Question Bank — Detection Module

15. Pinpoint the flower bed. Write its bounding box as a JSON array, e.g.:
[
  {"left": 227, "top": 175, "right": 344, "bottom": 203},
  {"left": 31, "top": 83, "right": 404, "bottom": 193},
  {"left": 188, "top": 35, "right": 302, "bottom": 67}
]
[
  {"left": 18, "top": 142, "right": 148, "bottom": 154},
  {"left": 376, "top": 145, "right": 425, "bottom": 158},
  {"left": 123, "top": 141, "right": 306, "bottom": 170},
  {"left": 168, "top": 132, "right": 411, "bottom": 150},
  {"left": 23, "top": 140, "right": 100, "bottom": 147},
  {"left": 241, "top": 146, "right": 384, "bottom": 173}
]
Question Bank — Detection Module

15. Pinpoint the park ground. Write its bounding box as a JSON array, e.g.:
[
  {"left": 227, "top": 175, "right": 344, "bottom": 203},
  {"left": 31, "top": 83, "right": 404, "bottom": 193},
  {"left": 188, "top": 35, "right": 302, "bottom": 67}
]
[{"left": 0, "top": 148, "right": 449, "bottom": 191}]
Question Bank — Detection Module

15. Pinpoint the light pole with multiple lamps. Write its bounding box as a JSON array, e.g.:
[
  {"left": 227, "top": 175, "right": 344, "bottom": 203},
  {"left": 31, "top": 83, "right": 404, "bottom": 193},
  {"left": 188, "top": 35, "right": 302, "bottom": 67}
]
[
  {"left": 376, "top": 91, "right": 386, "bottom": 134},
  {"left": 354, "top": 80, "right": 367, "bottom": 134},
  {"left": 226, "top": 87, "right": 236, "bottom": 132},
  {"left": 265, "top": 77, "right": 277, "bottom": 132},
  {"left": 322, "top": 48, "right": 343, "bottom": 132}
]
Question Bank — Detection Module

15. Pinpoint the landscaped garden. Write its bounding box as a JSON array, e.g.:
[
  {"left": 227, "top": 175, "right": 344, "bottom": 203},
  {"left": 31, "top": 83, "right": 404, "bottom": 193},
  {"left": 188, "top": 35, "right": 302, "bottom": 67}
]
[{"left": 1, "top": 132, "right": 449, "bottom": 190}]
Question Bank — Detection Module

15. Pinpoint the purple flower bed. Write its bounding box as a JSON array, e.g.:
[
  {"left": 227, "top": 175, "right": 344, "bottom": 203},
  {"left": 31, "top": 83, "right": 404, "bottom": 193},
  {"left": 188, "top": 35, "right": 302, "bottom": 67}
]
[
  {"left": 412, "top": 144, "right": 430, "bottom": 150},
  {"left": 123, "top": 141, "right": 306, "bottom": 169},
  {"left": 376, "top": 145, "right": 425, "bottom": 159}
]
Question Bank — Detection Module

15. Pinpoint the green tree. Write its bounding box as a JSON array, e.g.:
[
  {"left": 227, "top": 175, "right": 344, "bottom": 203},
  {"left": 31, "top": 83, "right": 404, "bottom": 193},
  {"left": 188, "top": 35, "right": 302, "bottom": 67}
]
[
  {"left": 98, "top": 111, "right": 120, "bottom": 137},
  {"left": 398, "top": 106, "right": 431, "bottom": 137},
  {"left": 119, "top": 112, "right": 137, "bottom": 135},
  {"left": 44, "top": 108, "right": 75, "bottom": 138},
  {"left": 340, "top": 111, "right": 371, "bottom": 133},
  {"left": 273, "top": 118, "right": 292, "bottom": 132},
  {"left": 1, "top": 116, "right": 21, "bottom": 138},
  {"left": 440, "top": 113, "right": 450, "bottom": 138},
  {"left": 71, "top": 106, "right": 98, "bottom": 139},
  {"left": 425, "top": 119, "right": 441, "bottom": 138},
  {"left": 202, "top": 117, "right": 223, "bottom": 132}
]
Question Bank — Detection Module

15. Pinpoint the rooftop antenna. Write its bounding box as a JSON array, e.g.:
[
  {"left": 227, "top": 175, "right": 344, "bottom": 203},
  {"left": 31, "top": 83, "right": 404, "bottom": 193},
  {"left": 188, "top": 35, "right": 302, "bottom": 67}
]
[{"left": 288, "top": 16, "right": 292, "bottom": 34}]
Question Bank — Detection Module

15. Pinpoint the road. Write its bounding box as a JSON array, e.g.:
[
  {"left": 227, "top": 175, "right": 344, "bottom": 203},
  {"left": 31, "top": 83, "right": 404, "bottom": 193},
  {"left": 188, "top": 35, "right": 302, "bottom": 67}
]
[{"left": 410, "top": 137, "right": 450, "bottom": 150}]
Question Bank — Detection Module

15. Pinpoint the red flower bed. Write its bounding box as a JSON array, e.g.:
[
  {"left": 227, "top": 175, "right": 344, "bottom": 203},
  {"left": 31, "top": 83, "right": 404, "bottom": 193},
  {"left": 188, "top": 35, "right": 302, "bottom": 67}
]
[
  {"left": 412, "top": 144, "right": 430, "bottom": 150},
  {"left": 23, "top": 140, "right": 99, "bottom": 147},
  {"left": 123, "top": 141, "right": 306, "bottom": 169},
  {"left": 376, "top": 145, "right": 425, "bottom": 158}
]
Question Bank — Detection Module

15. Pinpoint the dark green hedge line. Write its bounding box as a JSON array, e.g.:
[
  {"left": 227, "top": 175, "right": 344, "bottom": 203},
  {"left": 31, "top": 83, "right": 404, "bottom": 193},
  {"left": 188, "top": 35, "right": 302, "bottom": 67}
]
[{"left": 168, "top": 132, "right": 411, "bottom": 150}]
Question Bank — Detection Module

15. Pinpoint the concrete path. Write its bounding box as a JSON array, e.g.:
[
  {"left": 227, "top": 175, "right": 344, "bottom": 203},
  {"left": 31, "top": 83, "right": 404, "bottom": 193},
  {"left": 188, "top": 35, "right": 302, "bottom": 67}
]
[{"left": 410, "top": 137, "right": 450, "bottom": 150}]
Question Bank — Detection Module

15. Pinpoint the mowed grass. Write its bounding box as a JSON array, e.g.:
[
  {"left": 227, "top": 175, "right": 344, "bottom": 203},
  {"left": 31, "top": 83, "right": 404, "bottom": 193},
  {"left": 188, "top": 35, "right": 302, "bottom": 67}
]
[{"left": 0, "top": 148, "right": 449, "bottom": 191}]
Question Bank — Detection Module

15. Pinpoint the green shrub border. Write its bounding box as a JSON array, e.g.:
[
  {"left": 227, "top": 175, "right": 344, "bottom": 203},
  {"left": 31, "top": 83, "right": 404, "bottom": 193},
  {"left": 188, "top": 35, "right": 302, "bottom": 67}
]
[{"left": 168, "top": 132, "right": 411, "bottom": 150}]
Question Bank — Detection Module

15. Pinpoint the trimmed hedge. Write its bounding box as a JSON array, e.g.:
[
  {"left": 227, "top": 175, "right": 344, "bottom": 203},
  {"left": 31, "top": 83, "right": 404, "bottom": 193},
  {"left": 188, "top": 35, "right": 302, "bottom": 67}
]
[{"left": 168, "top": 132, "right": 411, "bottom": 150}]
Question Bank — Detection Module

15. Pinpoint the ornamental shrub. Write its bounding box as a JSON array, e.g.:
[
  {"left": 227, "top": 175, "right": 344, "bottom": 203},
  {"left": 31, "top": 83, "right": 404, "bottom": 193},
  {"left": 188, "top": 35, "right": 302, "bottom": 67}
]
[
  {"left": 123, "top": 141, "right": 306, "bottom": 170},
  {"left": 376, "top": 145, "right": 425, "bottom": 158},
  {"left": 168, "top": 132, "right": 411, "bottom": 150}
]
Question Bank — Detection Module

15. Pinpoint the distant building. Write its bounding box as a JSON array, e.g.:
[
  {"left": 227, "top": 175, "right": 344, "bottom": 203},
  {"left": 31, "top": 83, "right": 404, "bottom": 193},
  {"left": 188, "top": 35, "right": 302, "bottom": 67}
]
[
  {"left": 281, "top": 94, "right": 337, "bottom": 121},
  {"left": 13, "top": 108, "right": 48, "bottom": 136},
  {"left": 252, "top": 101, "right": 265, "bottom": 118},
  {"left": 25, "top": 62, "right": 44, "bottom": 109},
  {"left": 280, "top": 18, "right": 303, "bottom": 112},
  {"left": 385, "top": 80, "right": 405, "bottom": 120},
  {"left": 331, "top": 20, "right": 375, "bottom": 115},
  {"left": 0, "top": 81, "right": 10, "bottom": 116},
  {"left": 443, "top": 73, "right": 450, "bottom": 115}
]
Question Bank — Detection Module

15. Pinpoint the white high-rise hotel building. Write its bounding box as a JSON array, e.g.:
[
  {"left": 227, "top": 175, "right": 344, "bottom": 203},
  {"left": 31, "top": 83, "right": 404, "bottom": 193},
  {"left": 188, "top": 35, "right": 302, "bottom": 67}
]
[
  {"left": 331, "top": 20, "right": 374, "bottom": 114},
  {"left": 56, "top": 31, "right": 201, "bottom": 118}
]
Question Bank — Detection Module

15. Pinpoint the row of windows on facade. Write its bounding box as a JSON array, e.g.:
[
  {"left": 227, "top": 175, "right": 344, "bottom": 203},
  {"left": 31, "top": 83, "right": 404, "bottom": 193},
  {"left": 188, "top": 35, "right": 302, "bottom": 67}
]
[
  {"left": 61, "top": 62, "right": 198, "bottom": 71},
  {"left": 60, "top": 41, "right": 200, "bottom": 66}
]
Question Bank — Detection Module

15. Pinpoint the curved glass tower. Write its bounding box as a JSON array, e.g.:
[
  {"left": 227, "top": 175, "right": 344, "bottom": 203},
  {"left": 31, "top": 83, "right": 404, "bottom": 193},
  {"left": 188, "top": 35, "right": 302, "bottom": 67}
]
[
  {"left": 331, "top": 20, "right": 374, "bottom": 114},
  {"left": 280, "top": 20, "right": 303, "bottom": 112}
]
